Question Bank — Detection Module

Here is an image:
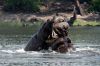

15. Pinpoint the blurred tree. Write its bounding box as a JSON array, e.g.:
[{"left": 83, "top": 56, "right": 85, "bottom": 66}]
[
  {"left": 91, "top": 0, "right": 100, "bottom": 12},
  {"left": 0, "top": 0, "right": 4, "bottom": 5},
  {"left": 41, "top": 0, "right": 84, "bottom": 15},
  {"left": 73, "top": 0, "right": 84, "bottom": 15},
  {"left": 3, "top": 0, "right": 41, "bottom": 12},
  {"left": 3, "top": 0, "right": 99, "bottom": 14}
]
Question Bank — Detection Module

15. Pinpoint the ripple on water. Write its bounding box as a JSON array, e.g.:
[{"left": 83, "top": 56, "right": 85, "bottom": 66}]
[
  {"left": 0, "top": 26, "right": 100, "bottom": 66},
  {"left": 0, "top": 47, "right": 100, "bottom": 66}
]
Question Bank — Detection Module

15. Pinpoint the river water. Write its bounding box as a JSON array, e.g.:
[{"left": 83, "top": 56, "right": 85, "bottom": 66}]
[{"left": 0, "top": 25, "right": 100, "bottom": 66}]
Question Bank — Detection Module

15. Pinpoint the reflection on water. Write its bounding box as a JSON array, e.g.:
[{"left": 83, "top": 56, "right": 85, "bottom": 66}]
[
  {"left": 69, "top": 27, "right": 100, "bottom": 45},
  {"left": 0, "top": 25, "right": 100, "bottom": 66}
]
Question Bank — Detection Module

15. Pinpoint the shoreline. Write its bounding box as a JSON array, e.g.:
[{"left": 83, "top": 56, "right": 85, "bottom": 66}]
[{"left": 0, "top": 12, "right": 100, "bottom": 26}]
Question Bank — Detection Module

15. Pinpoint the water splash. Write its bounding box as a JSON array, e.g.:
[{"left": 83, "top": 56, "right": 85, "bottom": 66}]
[
  {"left": 0, "top": 46, "right": 100, "bottom": 56},
  {"left": 0, "top": 50, "right": 15, "bottom": 53},
  {"left": 76, "top": 46, "right": 94, "bottom": 51},
  {"left": 15, "top": 48, "right": 25, "bottom": 53}
]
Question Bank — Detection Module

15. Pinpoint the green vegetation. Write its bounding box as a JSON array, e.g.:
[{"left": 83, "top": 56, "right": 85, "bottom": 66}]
[
  {"left": 4, "top": 0, "right": 41, "bottom": 12},
  {"left": 1, "top": 0, "right": 100, "bottom": 27},
  {"left": 92, "top": 0, "right": 100, "bottom": 12},
  {"left": 90, "top": 0, "right": 100, "bottom": 12},
  {"left": 73, "top": 19, "right": 100, "bottom": 26},
  {"left": 3, "top": 0, "right": 100, "bottom": 13}
]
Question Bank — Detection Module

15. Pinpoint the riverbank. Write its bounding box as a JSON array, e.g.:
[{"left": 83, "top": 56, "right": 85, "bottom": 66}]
[
  {"left": 73, "top": 19, "right": 100, "bottom": 26},
  {"left": 0, "top": 11, "right": 100, "bottom": 26}
]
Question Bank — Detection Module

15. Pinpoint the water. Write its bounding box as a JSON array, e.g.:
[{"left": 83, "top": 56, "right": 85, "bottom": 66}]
[{"left": 0, "top": 25, "right": 100, "bottom": 66}]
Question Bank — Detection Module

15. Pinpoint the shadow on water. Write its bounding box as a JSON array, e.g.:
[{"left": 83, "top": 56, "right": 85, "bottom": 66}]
[{"left": 0, "top": 22, "right": 100, "bottom": 66}]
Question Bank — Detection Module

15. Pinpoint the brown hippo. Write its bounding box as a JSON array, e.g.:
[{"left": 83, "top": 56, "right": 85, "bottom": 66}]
[
  {"left": 46, "top": 14, "right": 75, "bottom": 53},
  {"left": 24, "top": 12, "right": 76, "bottom": 53}
]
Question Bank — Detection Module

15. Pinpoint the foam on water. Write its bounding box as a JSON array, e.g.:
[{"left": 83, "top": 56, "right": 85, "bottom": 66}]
[
  {"left": 76, "top": 46, "right": 100, "bottom": 53},
  {"left": 15, "top": 48, "right": 26, "bottom": 53},
  {"left": 0, "top": 49, "right": 26, "bottom": 54},
  {"left": 0, "top": 48, "right": 99, "bottom": 66},
  {"left": 0, "top": 46, "right": 99, "bottom": 53},
  {"left": 0, "top": 45, "right": 2, "bottom": 49},
  {"left": 76, "top": 47, "right": 94, "bottom": 51},
  {"left": 0, "top": 50, "right": 15, "bottom": 53}
]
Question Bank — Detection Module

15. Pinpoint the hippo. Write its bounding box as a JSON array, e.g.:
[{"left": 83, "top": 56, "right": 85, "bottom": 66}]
[
  {"left": 24, "top": 12, "right": 76, "bottom": 53},
  {"left": 45, "top": 14, "right": 75, "bottom": 53},
  {"left": 24, "top": 19, "right": 53, "bottom": 51}
]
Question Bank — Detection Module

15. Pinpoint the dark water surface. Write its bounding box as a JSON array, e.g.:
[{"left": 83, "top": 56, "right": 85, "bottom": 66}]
[{"left": 0, "top": 25, "right": 100, "bottom": 66}]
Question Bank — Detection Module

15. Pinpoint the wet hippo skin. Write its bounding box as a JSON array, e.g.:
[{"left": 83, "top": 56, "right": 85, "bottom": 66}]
[{"left": 24, "top": 20, "right": 53, "bottom": 51}]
